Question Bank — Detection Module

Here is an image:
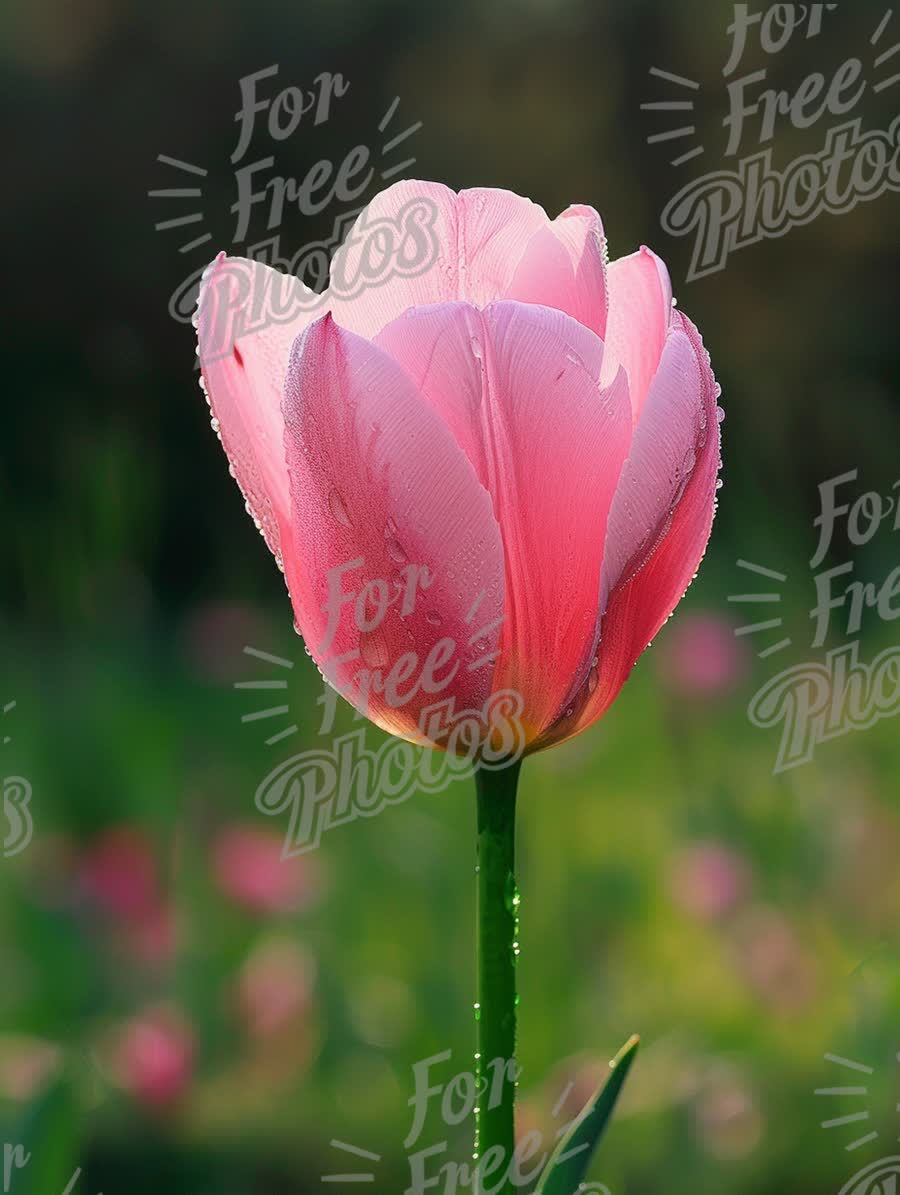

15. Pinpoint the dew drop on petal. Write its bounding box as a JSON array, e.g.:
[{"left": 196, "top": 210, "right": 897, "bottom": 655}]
[
  {"left": 359, "top": 625, "right": 390, "bottom": 669},
  {"left": 328, "top": 487, "right": 352, "bottom": 527}
]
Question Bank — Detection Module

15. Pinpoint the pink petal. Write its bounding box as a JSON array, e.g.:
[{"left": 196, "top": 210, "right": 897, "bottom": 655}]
[
  {"left": 282, "top": 313, "right": 505, "bottom": 745},
  {"left": 600, "top": 246, "right": 673, "bottom": 422},
  {"left": 328, "top": 181, "right": 546, "bottom": 337},
  {"left": 543, "top": 310, "right": 721, "bottom": 747},
  {"left": 376, "top": 300, "right": 632, "bottom": 742},
  {"left": 196, "top": 255, "right": 324, "bottom": 562},
  {"left": 329, "top": 180, "right": 581, "bottom": 339},
  {"left": 506, "top": 204, "right": 608, "bottom": 339}
]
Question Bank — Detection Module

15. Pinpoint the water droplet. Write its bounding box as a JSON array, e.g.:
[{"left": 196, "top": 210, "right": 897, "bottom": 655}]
[
  {"left": 386, "top": 537, "right": 408, "bottom": 565},
  {"left": 426, "top": 611, "right": 443, "bottom": 627},
  {"left": 328, "top": 487, "right": 352, "bottom": 527},
  {"left": 359, "top": 626, "right": 390, "bottom": 668},
  {"left": 716, "top": 477, "right": 724, "bottom": 490},
  {"left": 716, "top": 405, "right": 726, "bottom": 423},
  {"left": 470, "top": 336, "right": 483, "bottom": 360},
  {"left": 588, "top": 665, "right": 599, "bottom": 694}
]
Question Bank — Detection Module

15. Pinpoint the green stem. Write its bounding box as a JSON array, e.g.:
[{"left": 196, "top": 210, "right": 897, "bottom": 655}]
[{"left": 474, "top": 758, "right": 522, "bottom": 1190}]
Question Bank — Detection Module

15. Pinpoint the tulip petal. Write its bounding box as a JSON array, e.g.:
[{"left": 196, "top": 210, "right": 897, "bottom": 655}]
[
  {"left": 197, "top": 254, "right": 324, "bottom": 562},
  {"left": 376, "top": 300, "right": 632, "bottom": 742},
  {"left": 281, "top": 313, "right": 506, "bottom": 745},
  {"left": 328, "top": 181, "right": 548, "bottom": 338},
  {"left": 328, "top": 181, "right": 610, "bottom": 341},
  {"left": 600, "top": 246, "right": 673, "bottom": 422},
  {"left": 545, "top": 311, "right": 720, "bottom": 746},
  {"left": 505, "top": 204, "right": 608, "bottom": 339}
]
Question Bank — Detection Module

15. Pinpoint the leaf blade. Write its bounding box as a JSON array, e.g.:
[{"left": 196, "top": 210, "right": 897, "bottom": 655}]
[{"left": 535, "top": 1034, "right": 639, "bottom": 1195}]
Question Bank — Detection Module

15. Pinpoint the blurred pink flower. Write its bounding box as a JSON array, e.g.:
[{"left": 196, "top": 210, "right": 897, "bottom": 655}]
[
  {"left": 670, "top": 841, "right": 751, "bottom": 922},
  {"left": 211, "top": 825, "right": 321, "bottom": 914},
  {"left": 78, "top": 827, "right": 178, "bottom": 966},
  {"left": 123, "top": 903, "right": 178, "bottom": 966},
  {"left": 79, "top": 826, "right": 158, "bottom": 920},
  {"left": 0, "top": 1035, "right": 62, "bottom": 1102},
  {"left": 113, "top": 1006, "right": 194, "bottom": 1108},
  {"left": 732, "top": 907, "right": 819, "bottom": 1013},
  {"left": 656, "top": 612, "right": 747, "bottom": 699},
  {"left": 234, "top": 939, "right": 316, "bottom": 1038},
  {"left": 691, "top": 1064, "right": 763, "bottom": 1160}
]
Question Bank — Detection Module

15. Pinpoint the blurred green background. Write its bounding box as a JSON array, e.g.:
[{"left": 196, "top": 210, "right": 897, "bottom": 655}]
[{"left": 2, "top": 0, "right": 900, "bottom": 1191}]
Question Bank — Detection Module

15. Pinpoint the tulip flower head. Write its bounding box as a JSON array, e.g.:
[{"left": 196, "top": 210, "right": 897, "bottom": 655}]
[{"left": 196, "top": 181, "right": 721, "bottom": 756}]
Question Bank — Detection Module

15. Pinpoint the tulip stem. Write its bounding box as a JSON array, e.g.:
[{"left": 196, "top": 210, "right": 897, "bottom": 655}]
[{"left": 474, "top": 758, "right": 522, "bottom": 1190}]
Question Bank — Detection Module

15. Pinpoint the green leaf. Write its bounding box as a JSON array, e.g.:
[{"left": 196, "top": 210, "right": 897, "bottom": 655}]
[{"left": 535, "top": 1034, "right": 639, "bottom": 1195}]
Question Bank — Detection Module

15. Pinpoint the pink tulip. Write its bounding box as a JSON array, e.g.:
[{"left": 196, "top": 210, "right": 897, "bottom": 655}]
[{"left": 196, "top": 181, "right": 721, "bottom": 752}]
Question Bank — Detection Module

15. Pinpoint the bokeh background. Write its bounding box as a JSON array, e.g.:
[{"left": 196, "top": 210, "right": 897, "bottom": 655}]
[{"left": 3, "top": 0, "right": 900, "bottom": 1191}]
